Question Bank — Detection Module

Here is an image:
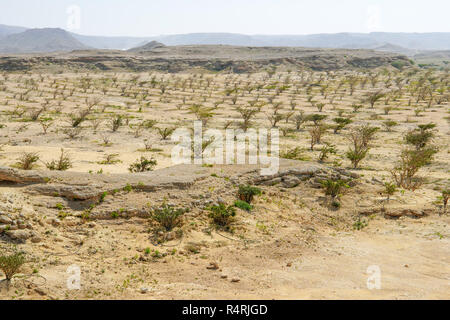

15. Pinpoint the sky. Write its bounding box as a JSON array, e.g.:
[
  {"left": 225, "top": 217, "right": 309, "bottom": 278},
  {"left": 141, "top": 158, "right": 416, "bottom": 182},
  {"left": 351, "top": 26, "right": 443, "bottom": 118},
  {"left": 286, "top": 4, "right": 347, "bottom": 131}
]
[{"left": 0, "top": 0, "right": 449, "bottom": 37}]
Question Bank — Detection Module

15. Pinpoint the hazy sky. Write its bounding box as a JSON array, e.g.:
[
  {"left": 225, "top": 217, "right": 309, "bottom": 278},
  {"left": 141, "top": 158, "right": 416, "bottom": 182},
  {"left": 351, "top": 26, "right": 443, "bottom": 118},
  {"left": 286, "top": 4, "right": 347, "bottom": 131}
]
[{"left": 0, "top": 0, "right": 449, "bottom": 37}]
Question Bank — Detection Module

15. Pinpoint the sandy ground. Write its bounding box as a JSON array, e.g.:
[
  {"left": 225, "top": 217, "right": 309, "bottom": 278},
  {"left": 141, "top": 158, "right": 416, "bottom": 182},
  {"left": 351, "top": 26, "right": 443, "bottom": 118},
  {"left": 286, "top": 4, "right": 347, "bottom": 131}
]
[{"left": 0, "top": 68, "right": 449, "bottom": 300}]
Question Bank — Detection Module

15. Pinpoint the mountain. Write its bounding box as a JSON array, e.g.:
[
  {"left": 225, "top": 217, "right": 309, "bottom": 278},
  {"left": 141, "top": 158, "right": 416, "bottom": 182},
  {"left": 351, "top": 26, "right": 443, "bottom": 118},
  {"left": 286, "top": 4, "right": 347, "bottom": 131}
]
[
  {"left": 0, "top": 28, "right": 89, "bottom": 53},
  {"left": 0, "top": 23, "right": 449, "bottom": 53},
  {"left": 0, "top": 24, "right": 28, "bottom": 38},
  {"left": 371, "top": 43, "right": 420, "bottom": 56},
  {"left": 148, "top": 32, "right": 450, "bottom": 51},
  {"left": 127, "top": 40, "right": 166, "bottom": 52}
]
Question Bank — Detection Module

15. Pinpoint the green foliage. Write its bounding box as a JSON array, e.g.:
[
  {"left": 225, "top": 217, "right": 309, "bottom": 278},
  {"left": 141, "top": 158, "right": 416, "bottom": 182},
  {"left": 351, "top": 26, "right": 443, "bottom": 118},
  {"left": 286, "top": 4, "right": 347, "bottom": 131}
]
[
  {"left": 280, "top": 147, "right": 308, "bottom": 161},
  {"left": 128, "top": 156, "right": 157, "bottom": 172},
  {"left": 405, "top": 123, "right": 435, "bottom": 150},
  {"left": 110, "top": 114, "right": 123, "bottom": 132},
  {"left": 237, "top": 185, "right": 262, "bottom": 204},
  {"left": 353, "top": 217, "right": 368, "bottom": 230},
  {"left": 306, "top": 114, "right": 327, "bottom": 125},
  {"left": 15, "top": 152, "right": 39, "bottom": 170},
  {"left": 333, "top": 117, "right": 352, "bottom": 133},
  {"left": 45, "top": 148, "right": 72, "bottom": 171},
  {"left": 208, "top": 203, "right": 236, "bottom": 229},
  {"left": 0, "top": 250, "right": 25, "bottom": 281},
  {"left": 156, "top": 127, "right": 176, "bottom": 140},
  {"left": 320, "top": 179, "right": 349, "bottom": 198},
  {"left": 383, "top": 182, "right": 397, "bottom": 200},
  {"left": 391, "top": 147, "right": 438, "bottom": 190},
  {"left": 391, "top": 60, "right": 409, "bottom": 70},
  {"left": 234, "top": 200, "right": 253, "bottom": 212},
  {"left": 151, "top": 204, "right": 187, "bottom": 231},
  {"left": 98, "top": 153, "right": 121, "bottom": 165},
  {"left": 99, "top": 191, "right": 108, "bottom": 203},
  {"left": 346, "top": 125, "right": 378, "bottom": 168},
  {"left": 318, "top": 142, "right": 337, "bottom": 162},
  {"left": 383, "top": 120, "right": 398, "bottom": 132}
]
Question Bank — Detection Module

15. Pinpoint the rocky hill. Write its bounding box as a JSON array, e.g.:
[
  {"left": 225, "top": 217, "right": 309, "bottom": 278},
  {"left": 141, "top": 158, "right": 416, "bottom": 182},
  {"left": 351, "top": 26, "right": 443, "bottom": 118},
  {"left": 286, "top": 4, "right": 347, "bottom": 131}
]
[{"left": 0, "top": 28, "right": 89, "bottom": 53}]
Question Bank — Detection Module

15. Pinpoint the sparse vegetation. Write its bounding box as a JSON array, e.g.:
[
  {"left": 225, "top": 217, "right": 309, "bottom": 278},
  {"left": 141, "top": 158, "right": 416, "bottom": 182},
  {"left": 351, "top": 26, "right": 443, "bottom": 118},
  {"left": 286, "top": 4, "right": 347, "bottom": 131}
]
[
  {"left": 237, "top": 185, "right": 262, "bottom": 204},
  {"left": 45, "top": 148, "right": 72, "bottom": 171},
  {"left": 151, "top": 204, "right": 188, "bottom": 231},
  {"left": 208, "top": 203, "right": 236, "bottom": 230},
  {"left": 128, "top": 156, "right": 157, "bottom": 172}
]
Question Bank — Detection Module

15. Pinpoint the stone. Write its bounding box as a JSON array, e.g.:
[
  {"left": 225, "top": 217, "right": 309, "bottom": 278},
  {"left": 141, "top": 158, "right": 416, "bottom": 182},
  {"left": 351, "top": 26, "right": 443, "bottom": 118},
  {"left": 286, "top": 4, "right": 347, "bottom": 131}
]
[
  {"left": 5, "top": 229, "right": 32, "bottom": 241},
  {"left": 51, "top": 218, "right": 61, "bottom": 227},
  {"left": 0, "top": 215, "right": 12, "bottom": 225},
  {"left": 166, "top": 231, "right": 176, "bottom": 241},
  {"left": 140, "top": 287, "right": 149, "bottom": 294},
  {"left": 206, "top": 262, "right": 219, "bottom": 270},
  {"left": 261, "top": 177, "right": 282, "bottom": 186},
  {"left": 282, "top": 176, "right": 301, "bottom": 188},
  {"left": 31, "top": 236, "right": 42, "bottom": 243}
]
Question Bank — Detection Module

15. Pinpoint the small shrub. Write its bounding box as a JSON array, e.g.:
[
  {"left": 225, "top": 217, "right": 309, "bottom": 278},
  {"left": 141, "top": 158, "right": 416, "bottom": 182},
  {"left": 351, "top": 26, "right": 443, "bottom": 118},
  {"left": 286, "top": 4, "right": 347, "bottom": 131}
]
[
  {"left": 305, "top": 114, "right": 327, "bottom": 125},
  {"left": 321, "top": 179, "right": 349, "bottom": 199},
  {"left": 309, "top": 123, "right": 328, "bottom": 151},
  {"left": 98, "top": 153, "right": 121, "bottom": 165},
  {"left": 333, "top": 117, "right": 352, "bottom": 134},
  {"left": 45, "top": 148, "right": 72, "bottom": 171},
  {"left": 383, "top": 120, "right": 398, "bottom": 132},
  {"left": 345, "top": 125, "right": 378, "bottom": 169},
  {"left": 151, "top": 204, "right": 187, "bottom": 231},
  {"left": 234, "top": 200, "right": 253, "bottom": 212},
  {"left": 280, "top": 147, "right": 308, "bottom": 161},
  {"left": 208, "top": 203, "right": 236, "bottom": 229},
  {"left": 0, "top": 250, "right": 25, "bottom": 283},
  {"left": 237, "top": 185, "right": 262, "bottom": 204},
  {"left": 318, "top": 142, "right": 337, "bottom": 162},
  {"left": 156, "top": 127, "right": 176, "bottom": 140},
  {"left": 391, "top": 147, "right": 438, "bottom": 190},
  {"left": 15, "top": 152, "right": 39, "bottom": 170},
  {"left": 110, "top": 115, "right": 123, "bottom": 132},
  {"left": 353, "top": 217, "right": 368, "bottom": 230},
  {"left": 405, "top": 123, "right": 435, "bottom": 150},
  {"left": 383, "top": 182, "right": 397, "bottom": 201},
  {"left": 128, "top": 156, "right": 157, "bottom": 172},
  {"left": 110, "top": 211, "right": 119, "bottom": 219}
]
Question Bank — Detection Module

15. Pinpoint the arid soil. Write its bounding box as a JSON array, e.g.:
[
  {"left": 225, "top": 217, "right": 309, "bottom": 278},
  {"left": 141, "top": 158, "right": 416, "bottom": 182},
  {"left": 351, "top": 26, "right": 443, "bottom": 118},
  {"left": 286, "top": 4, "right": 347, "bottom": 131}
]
[{"left": 0, "top": 63, "right": 448, "bottom": 299}]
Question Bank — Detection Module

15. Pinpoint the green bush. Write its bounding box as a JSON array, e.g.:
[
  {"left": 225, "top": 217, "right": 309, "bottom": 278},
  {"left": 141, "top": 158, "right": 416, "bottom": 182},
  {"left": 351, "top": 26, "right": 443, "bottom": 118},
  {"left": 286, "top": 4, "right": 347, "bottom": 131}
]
[
  {"left": 208, "top": 203, "right": 236, "bottom": 229},
  {"left": 237, "top": 185, "right": 262, "bottom": 204},
  {"left": 234, "top": 200, "right": 253, "bottom": 212},
  {"left": 128, "top": 156, "right": 157, "bottom": 172},
  {"left": 45, "top": 148, "right": 72, "bottom": 171},
  {"left": 151, "top": 204, "right": 187, "bottom": 231},
  {"left": 391, "top": 147, "right": 438, "bottom": 190},
  {"left": 405, "top": 123, "right": 435, "bottom": 150},
  {"left": 321, "top": 179, "right": 349, "bottom": 198},
  {"left": 280, "top": 147, "right": 308, "bottom": 161},
  {"left": 15, "top": 152, "right": 39, "bottom": 170},
  {"left": 0, "top": 251, "right": 25, "bottom": 282}
]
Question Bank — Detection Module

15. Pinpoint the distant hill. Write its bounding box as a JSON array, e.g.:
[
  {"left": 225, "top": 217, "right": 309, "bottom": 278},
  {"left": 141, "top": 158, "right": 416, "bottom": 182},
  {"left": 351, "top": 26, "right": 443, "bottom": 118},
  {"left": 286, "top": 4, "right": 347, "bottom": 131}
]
[
  {"left": 0, "top": 28, "right": 89, "bottom": 53},
  {"left": 371, "top": 43, "right": 420, "bottom": 56},
  {"left": 0, "top": 23, "right": 449, "bottom": 53},
  {"left": 148, "top": 32, "right": 450, "bottom": 51},
  {"left": 0, "top": 24, "right": 28, "bottom": 38},
  {"left": 127, "top": 41, "right": 166, "bottom": 52}
]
